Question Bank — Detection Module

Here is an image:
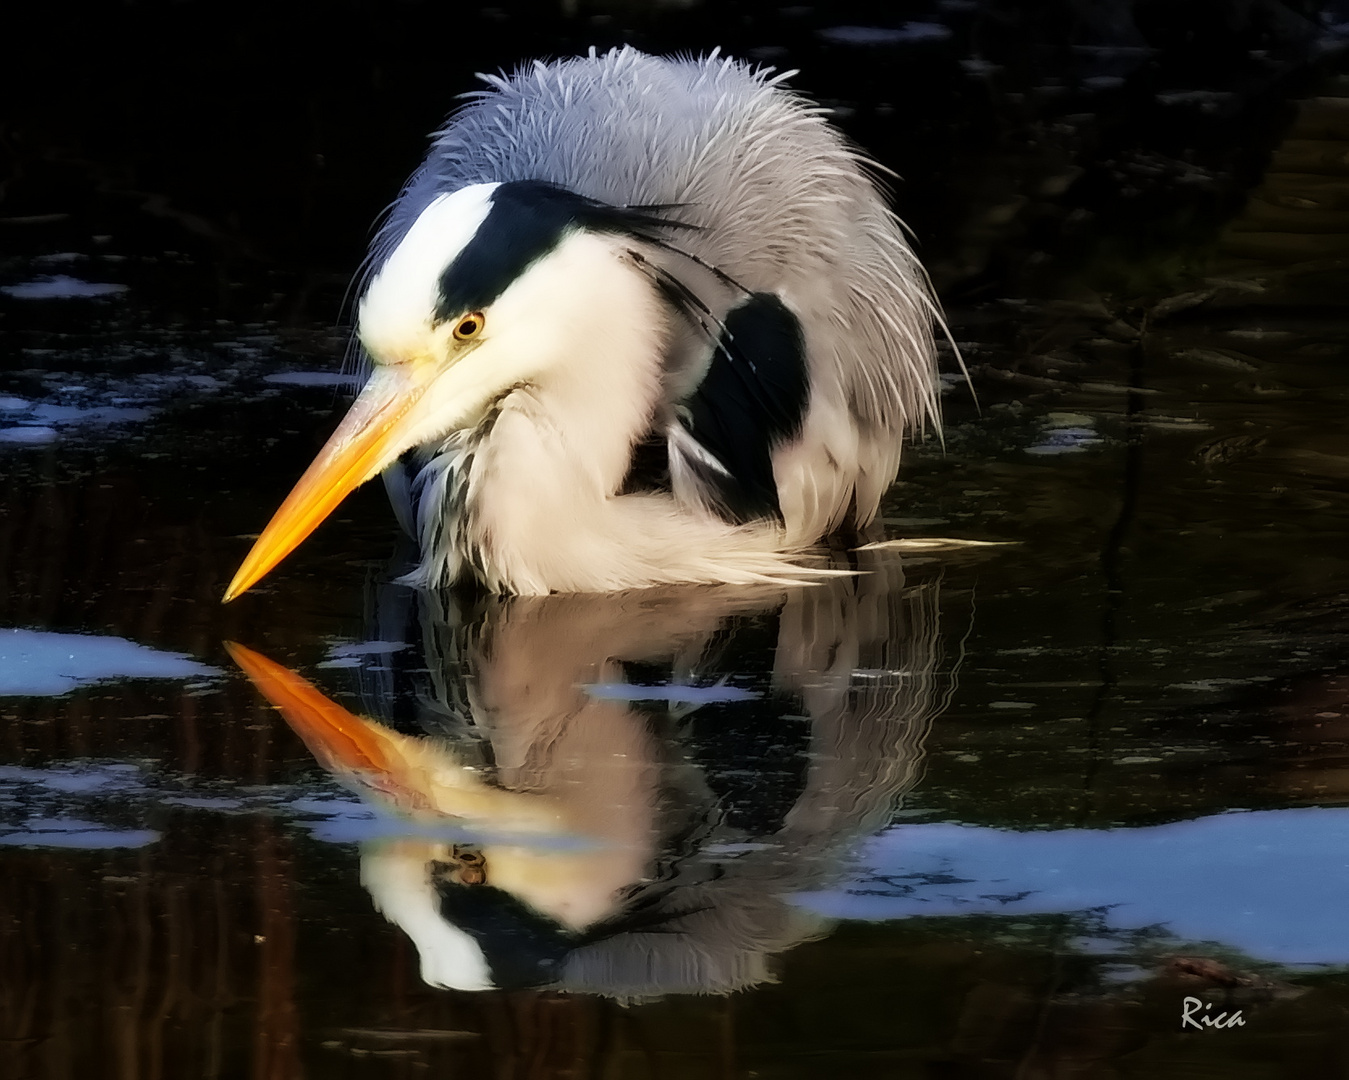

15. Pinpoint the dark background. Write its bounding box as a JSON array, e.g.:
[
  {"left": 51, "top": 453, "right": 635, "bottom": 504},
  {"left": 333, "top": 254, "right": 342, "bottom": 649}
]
[{"left": 5, "top": 0, "right": 1349, "bottom": 329}]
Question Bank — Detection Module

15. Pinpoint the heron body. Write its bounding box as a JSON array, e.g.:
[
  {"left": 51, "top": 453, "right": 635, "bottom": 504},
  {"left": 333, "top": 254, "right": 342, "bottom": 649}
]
[{"left": 224, "top": 47, "right": 941, "bottom": 599}]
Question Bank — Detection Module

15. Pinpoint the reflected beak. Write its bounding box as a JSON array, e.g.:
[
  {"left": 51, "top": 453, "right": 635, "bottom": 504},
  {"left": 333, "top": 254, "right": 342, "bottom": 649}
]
[
  {"left": 222, "top": 366, "right": 429, "bottom": 602},
  {"left": 225, "top": 641, "right": 396, "bottom": 775}
]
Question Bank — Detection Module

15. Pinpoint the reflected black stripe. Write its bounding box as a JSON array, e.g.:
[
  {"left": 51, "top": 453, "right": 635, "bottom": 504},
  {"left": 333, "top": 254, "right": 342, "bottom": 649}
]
[{"left": 434, "top": 876, "right": 574, "bottom": 990}]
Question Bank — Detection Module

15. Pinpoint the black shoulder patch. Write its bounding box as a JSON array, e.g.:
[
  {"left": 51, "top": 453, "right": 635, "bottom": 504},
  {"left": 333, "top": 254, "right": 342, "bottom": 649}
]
[
  {"left": 434, "top": 180, "right": 687, "bottom": 323},
  {"left": 677, "top": 292, "right": 810, "bottom": 524}
]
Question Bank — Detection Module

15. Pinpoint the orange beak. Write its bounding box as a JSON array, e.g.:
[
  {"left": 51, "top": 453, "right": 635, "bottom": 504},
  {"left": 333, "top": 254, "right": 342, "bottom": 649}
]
[
  {"left": 222, "top": 366, "right": 428, "bottom": 603},
  {"left": 225, "top": 641, "right": 396, "bottom": 775}
]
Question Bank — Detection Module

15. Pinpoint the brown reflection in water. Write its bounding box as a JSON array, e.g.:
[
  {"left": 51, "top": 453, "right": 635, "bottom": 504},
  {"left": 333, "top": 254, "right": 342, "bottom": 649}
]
[
  {"left": 0, "top": 685, "right": 309, "bottom": 787},
  {"left": 253, "top": 823, "right": 302, "bottom": 1080},
  {"left": 307, "top": 986, "right": 741, "bottom": 1079},
  {"left": 0, "top": 450, "right": 381, "bottom": 664},
  {"left": 3, "top": 789, "right": 1348, "bottom": 1077},
  {"left": 0, "top": 471, "right": 221, "bottom": 646},
  {"left": 0, "top": 818, "right": 304, "bottom": 1080},
  {"left": 1264, "top": 671, "right": 1349, "bottom": 803},
  {"left": 483, "top": 992, "right": 606, "bottom": 1080},
  {"left": 1220, "top": 95, "right": 1349, "bottom": 271},
  {"left": 0, "top": 463, "right": 377, "bottom": 784}
]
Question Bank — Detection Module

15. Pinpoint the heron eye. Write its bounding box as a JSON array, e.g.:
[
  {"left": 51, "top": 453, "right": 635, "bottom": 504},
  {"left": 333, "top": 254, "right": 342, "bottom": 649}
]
[{"left": 453, "top": 312, "right": 485, "bottom": 341}]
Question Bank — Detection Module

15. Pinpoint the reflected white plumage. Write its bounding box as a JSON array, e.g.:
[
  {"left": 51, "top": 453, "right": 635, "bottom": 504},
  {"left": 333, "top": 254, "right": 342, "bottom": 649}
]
[
  {"left": 224, "top": 47, "right": 944, "bottom": 599},
  {"left": 227, "top": 556, "right": 942, "bottom": 997}
]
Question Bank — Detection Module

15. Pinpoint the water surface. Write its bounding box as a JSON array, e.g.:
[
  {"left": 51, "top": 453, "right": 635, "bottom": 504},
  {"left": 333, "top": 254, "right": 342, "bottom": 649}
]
[{"left": 4, "top": 4, "right": 1349, "bottom": 1077}]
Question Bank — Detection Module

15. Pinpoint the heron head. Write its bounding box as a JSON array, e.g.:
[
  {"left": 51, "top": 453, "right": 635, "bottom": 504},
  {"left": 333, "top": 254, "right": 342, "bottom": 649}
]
[{"left": 224, "top": 181, "right": 678, "bottom": 601}]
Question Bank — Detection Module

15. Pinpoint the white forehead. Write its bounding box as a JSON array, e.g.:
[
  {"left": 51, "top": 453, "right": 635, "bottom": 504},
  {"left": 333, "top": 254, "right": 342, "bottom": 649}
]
[{"left": 359, "top": 183, "right": 499, "bottom": 357}]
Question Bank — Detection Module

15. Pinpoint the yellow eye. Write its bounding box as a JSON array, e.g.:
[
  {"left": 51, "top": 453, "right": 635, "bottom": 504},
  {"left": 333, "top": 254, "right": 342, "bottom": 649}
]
[{"left": 453, "top": 312, "right": 485, "bottom": 341}]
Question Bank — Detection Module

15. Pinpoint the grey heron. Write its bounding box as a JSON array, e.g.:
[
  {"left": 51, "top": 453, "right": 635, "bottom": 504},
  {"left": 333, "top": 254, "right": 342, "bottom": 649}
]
[{"left": 224, "top": 47, "right": 943, "bottom": 600}]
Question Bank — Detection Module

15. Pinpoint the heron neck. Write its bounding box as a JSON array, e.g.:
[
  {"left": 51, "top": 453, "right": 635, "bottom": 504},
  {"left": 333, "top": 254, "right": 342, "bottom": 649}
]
[{"left": 435, "top": 266, "right": 672, "bottom": 592}]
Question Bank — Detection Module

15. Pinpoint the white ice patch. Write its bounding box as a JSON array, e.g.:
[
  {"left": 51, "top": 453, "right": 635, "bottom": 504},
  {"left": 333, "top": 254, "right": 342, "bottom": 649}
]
[
  {"left": 0, "top": 763, "right": 138, "bottom": 793},
  {"left": 0, "top": 818, "right": 158, "bottom": 848},
  {"left": 0, "top": 628, "right": 221, "bottom": 696},
  {"left": 29, "top": 403, "right": 152, "bottom": 425},
  {"left": 328, "top": 640, "right": 410, "bottom": 657},
  {"left": 0, "top": 401, "right": 153, "bottom": 447},
  {"left": 1, "top": 275, "right": 127, "bottom": 300},
  {"left": 818, "top": 23, "right": 952, "bottom": 46},
  {"left": 1027, "top": 416, "right": 1103, "bottom": 456},
  {"left": 0, "top": 426, "right": 58, "bottom": 444},
  {"left": 264, "top": 371, "right": 362, "bottom": 388},
  {"left": 793, "top": 808, "right": 1349, "bottom": 966},
  {"left": 318, "top": 639, "right": 410, "bottom": 670},
  {"left": 1156, "top": 90, "right": 1236, "bottom": 107},
  {"left": 0, "top": 761, "right": 487, "bottom": 852},
  {"left": 160, "top": 796, "right": 246, "bottom": 810},
  {"left": 585, "top": 681, "right": 760, "bottom": 704}
]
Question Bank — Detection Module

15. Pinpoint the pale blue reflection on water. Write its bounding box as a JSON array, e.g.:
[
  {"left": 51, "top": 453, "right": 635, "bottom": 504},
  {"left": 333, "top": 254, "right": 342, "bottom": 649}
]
[
  {"left": 0, "top": 628, "right": 221, "bottom": 696},
  {"left": 798, "top": 808, "right": 1349, "bottom": 964}
]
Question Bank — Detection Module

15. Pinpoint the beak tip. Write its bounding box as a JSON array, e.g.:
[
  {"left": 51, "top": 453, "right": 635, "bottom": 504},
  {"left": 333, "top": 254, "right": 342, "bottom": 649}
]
[
  {"left": 223, "top": 559, "right": 265, "bottom": 605},
  {"left": 222, "top": 365, "right": 416, "bottom": 607}
]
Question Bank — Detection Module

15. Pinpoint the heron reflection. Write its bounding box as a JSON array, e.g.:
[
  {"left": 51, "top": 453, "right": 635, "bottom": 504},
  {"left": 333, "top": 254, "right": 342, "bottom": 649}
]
[{"left": 230, "top": 553, "right": 947, "bottom": 999}]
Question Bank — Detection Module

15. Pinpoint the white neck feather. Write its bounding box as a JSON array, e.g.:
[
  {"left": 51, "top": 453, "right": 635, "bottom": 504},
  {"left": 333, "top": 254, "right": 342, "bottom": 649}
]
[{"left": 401, "top": 234, "right": 807, "bottom": 593}]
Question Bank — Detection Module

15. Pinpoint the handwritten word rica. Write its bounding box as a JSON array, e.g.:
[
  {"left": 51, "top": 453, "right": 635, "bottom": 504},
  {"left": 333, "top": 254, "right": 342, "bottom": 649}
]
[{"left": 1181, "top": 996, "right": 1245, "bottom": 1030}]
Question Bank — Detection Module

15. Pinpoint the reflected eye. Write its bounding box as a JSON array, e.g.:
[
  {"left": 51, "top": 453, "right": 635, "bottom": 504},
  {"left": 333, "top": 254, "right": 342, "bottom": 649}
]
[{"left": 453, "top": 312, "right": 485, "bottom": 341}]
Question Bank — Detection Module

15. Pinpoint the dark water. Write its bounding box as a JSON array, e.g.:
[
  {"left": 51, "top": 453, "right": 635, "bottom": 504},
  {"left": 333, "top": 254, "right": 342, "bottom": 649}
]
[{"left": 5, "top": 2, "right": 1349, "bottom": 1077}]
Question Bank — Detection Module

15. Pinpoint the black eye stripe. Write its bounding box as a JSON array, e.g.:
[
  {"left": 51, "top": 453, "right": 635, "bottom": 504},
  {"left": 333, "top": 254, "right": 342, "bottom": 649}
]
[{"left": 433, "top": 180, "right": 687, "bottom": 325}]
